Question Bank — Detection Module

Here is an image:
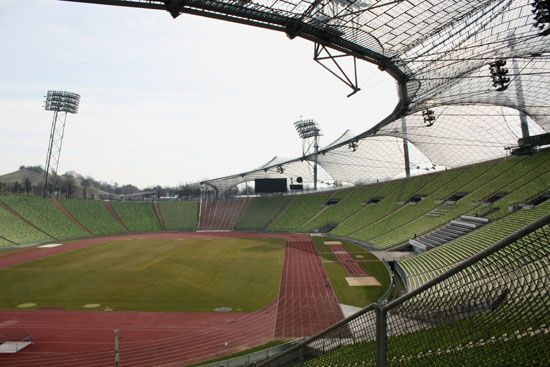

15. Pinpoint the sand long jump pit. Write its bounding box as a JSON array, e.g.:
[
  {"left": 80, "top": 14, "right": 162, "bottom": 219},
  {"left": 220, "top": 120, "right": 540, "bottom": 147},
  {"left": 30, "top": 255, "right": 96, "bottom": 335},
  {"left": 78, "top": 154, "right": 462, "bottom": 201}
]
[{"left": 345, "top": 276, "right": 381, "bottom": 286}]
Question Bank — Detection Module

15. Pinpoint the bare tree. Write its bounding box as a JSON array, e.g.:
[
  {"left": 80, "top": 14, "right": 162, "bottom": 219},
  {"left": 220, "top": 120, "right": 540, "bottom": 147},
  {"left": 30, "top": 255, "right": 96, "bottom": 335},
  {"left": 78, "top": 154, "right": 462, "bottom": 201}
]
[
  {"left": 12, "top": 181, "right": 22, "bottom": 194},
  {"left": 81, "top": 178, "right": 91, "bottom": 199},
  {"left": 65, "top": 175, "right": 77, "bottom": 199},
  {"left": 23, "top": 178, "right": 32, "bottom": 196}
]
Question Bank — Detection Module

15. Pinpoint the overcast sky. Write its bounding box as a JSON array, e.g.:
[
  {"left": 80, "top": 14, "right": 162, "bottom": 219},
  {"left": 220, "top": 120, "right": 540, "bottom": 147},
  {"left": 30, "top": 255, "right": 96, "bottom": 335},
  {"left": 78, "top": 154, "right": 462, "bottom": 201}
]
[{"left": 0, "top": 0, "right": 397, "bottom": 188}]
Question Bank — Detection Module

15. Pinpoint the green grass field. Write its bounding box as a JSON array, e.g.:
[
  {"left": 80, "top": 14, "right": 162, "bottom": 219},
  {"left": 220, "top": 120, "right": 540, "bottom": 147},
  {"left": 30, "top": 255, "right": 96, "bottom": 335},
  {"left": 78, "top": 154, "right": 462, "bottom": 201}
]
[
  {"left": 0, "top": 237, "right": 285, "bottom": 312},
  {"left": 323, "top": 261, "right": 390, "bottom": 307},
  {"left": 312, "top": 236, "right": 390, "bottom": 307}
]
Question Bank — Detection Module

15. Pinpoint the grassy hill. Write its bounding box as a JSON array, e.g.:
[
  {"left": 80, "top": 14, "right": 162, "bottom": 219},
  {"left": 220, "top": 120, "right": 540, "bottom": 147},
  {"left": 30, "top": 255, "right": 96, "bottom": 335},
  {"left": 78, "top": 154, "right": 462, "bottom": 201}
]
[
  {"left": 0, "top": 167, "right": 44, "bottom": 185},
  {"left": 0, "top": 166, "right": 112, "bottom": 199}
]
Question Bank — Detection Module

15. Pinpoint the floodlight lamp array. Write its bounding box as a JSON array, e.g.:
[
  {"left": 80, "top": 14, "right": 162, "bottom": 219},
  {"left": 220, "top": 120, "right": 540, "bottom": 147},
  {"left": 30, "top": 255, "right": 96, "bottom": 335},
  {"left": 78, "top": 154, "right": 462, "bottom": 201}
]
[
  {"left": 532, "top": 0, "right": 550, "bottom": 35},
  {"left": 489, "top": 60, "right": 510, "bottom": 92},
  {"left": 44, "top": 90, "right": 81, "bottom": 114},
  {"left": 294, "top": 119, "right": 321, "bottom": 139},
  {"left": 333, "top": 0, "right": 372, "bottom": 12},
  {"left": 422, "top": 109, "right": 436, "bottom": 127}
]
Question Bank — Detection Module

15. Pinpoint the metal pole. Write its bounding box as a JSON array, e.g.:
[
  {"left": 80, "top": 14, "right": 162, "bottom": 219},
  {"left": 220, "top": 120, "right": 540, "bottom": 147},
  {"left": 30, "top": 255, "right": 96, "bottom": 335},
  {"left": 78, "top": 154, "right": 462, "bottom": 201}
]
[
  {"left": 313, "top": 135, "right": 319, "bottom": 190},
  {"left": 43, "top": 110, "right": 58, "bottom": 197},
  {"left": 52, "top": 112, "right": 69, "bottom": 195},
  {"left": 197, "top": 186, "right": 203, "bottom": 229},
  {"left": 401, "top": 117, "right": 411, "bottom": 178},
  {"left": 375, "top": 302, "right": 387, "bottom": 367},
  {"left": 114, "top": 329, "right": 119, "bottom": 367}
]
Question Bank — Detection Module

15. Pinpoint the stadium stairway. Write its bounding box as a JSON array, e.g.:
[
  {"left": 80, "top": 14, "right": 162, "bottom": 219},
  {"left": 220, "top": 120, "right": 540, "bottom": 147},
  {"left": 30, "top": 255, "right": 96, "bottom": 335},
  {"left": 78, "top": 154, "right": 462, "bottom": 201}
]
[
  {"left": 198, "top": 199, "right": 249, "bottom": 230},
  {"left": 265, "top": 196, "right": 296, "bottom": 228},
  {"left": 50, "top": 198, "right": 93, "bottom": 236},
  {"left": 158, "top": 201, "right": 198, "bottom": 231},
  {"left": 152, "top": 202, "right": 166, "bottom": 230},
  {"left": 234, "top": 196, "right": 293, "bottom": 231},
  {"left": 110, "top": 202, "right": 161, "bottom": 233},
  {"left": 0, "top": 201, "right": 55, "bottom": 240},
  {"left": 398, "top": 200, "right": 550, "bottom": 290},
  {"left": 427, "top": 202, "right": 454, "bottom": 217},
  {"left": 102, "top": 201, "right": 130, "bottom": 231},
  {"left": 409, "top": 216, "right": 489, "bottom": 252},
  {"left": 0, "top": 235, "right": 17, "bottom": 246}
]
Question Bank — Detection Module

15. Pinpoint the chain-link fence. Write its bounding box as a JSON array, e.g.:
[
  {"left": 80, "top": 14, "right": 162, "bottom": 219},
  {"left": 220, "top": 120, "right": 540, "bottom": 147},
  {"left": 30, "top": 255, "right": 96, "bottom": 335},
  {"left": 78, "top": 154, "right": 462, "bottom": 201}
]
[{"left": 259, "top": 214, "right": 550, "bottom": 367}]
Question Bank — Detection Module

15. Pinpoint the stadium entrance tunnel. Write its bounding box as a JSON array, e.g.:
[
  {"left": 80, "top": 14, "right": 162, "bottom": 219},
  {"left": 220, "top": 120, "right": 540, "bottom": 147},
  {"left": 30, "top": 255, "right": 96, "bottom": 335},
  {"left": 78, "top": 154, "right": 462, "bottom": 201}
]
[
  {"left": 445, "top": 192, "right": 468, "bottom": 203},
  {"left": 365, "top": 196, "right": 383, "bottom": 205},
  {"left": 525, "top": 192, "right": 550, "bottom": 207},
  {"left": 482, "top": 192, "right": 508, "bottom": 204},
  {"left": 318, "top": 223, "right": 338, "bottom": 233},
  {"left": 406, "top": 194, "right": 426, "bottom": 204}
]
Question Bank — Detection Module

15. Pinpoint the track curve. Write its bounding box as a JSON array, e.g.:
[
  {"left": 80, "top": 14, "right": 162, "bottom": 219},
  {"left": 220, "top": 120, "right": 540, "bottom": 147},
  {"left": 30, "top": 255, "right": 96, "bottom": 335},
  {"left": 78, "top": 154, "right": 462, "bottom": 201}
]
[{"left": 0, "top": 232, "right": 343, "bottom": 366}]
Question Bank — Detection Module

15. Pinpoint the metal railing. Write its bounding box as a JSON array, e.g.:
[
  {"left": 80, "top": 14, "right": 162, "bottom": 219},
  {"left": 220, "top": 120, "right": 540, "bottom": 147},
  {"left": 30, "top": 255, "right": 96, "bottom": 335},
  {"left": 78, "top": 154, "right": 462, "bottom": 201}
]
[
  {"left": 258, "top": 215, "right": 550, "bottom": 367},
  {"left": 197, "top": 339, "right": 302, "bottom": 367},
  {"left": 0, "top": 331, "right": 32, "bottom": 353},
  {"left": 393, "top": 261, "right": 409, "bottom": 294}
]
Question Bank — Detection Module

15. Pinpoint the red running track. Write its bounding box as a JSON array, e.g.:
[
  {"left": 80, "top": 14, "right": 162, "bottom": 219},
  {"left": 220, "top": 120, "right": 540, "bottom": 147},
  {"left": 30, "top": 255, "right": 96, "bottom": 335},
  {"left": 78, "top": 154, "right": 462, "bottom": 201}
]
[
  {"left": 329, "top": 245, "right": 367, "bottom": 277},
  {"left": 274, "top": 240, "right": 344, "bottom": 338},
  {"left": 0, "top": 304, "right": 277, "bottom": 367},
  {"left": 0, "top": 232, "right": 340, "bottom": 366}
]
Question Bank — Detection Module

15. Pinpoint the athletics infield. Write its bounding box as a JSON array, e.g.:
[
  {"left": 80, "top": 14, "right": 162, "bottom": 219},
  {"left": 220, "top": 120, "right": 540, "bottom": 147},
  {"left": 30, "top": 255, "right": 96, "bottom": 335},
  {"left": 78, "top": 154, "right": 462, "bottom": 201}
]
[{"left": 0, "top": 232, "right": 344, "bottom": 366}]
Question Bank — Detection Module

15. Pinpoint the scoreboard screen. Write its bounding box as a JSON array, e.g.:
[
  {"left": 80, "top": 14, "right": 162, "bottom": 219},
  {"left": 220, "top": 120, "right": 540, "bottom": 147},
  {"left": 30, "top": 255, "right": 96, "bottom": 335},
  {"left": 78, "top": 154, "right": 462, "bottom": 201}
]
[{"left": 255, "top": 178, "right": 288, "bottom": 193}]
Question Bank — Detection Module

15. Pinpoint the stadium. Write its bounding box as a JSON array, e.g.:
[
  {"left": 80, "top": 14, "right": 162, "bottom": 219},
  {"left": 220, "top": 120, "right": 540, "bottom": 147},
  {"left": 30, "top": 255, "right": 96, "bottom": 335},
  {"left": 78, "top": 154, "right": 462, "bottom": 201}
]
[{"left": 0, "top": 0, "right": 549, "bottom": 366}]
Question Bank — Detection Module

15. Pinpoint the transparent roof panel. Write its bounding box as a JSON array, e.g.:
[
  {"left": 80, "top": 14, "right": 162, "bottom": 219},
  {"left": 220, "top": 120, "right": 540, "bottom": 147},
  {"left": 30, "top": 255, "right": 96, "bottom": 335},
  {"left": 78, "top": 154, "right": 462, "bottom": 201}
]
[{"left": 66, "top": 0, "right": 550, "bottom": 192}]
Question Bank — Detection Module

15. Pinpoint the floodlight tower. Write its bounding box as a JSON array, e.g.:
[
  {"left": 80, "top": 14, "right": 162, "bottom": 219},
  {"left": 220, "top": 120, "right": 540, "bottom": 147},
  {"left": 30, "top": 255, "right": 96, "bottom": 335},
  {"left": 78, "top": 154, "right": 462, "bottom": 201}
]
[
  {"left": 42, "top": 90, "right": 80, "bottom": 197},
  {"left": 294, "top": 118, "right": 322, "bottom": 190}
]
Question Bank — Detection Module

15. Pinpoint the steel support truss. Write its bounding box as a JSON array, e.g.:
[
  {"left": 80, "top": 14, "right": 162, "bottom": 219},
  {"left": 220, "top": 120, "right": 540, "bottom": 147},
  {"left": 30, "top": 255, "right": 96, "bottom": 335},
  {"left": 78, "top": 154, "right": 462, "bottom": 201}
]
[
  {"left": 314, "top": 43, "right": 361, "bottom": 97},
  {"left": 43, "top": 111, "right": 69, "bottom": 197}
]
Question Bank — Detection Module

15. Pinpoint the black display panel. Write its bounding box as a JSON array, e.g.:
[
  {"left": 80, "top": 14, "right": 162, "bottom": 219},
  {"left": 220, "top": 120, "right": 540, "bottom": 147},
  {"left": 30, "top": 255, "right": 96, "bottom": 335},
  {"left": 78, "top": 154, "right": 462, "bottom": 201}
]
[{"left": 255, "top": 178, "right": 288, "bottom": 193}]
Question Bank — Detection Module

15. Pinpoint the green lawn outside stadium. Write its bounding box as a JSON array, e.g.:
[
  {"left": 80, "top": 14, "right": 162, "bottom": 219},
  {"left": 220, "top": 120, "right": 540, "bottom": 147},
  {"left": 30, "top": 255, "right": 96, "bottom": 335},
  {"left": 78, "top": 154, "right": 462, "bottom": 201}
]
[{"left": 0, "top": 237, "right": 285, "bottom": 312}]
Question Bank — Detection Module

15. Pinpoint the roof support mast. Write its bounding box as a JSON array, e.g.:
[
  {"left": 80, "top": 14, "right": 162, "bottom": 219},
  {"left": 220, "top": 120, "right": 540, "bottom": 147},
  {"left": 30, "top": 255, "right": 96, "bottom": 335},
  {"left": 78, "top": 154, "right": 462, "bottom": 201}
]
[
  {"left": 313, "top": 133, "right": 319, "bottom": 190},
  {"left": 294, "top": 119, "right": 322, "bottom": 191},
  {"left": 401, "top": 117, "right": 411, "bottom": 178}
]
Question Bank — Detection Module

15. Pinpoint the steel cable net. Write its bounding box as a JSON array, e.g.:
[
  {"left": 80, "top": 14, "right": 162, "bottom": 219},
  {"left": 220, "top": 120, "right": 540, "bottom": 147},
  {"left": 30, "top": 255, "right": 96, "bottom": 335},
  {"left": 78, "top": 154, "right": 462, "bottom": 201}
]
[
  {"left": 317, "top": 135, "right": 433, "bottom": 184},
  {"left": 384, "top": 224, "right": 550, "bottom": 366},
  {"left": 216, "top": 0, "right": 500, "bottom": 60},
  {"left": 202, "top": 157, "right": 335, "bottom": 194},
  {"left": 203, "top": 103, "right": 544, "bottom": 192},
  {"left": 376, "top": 105, "right": 547, "bottom": 168},
  {"left": 202, "top": 134, "right": 436, "bottom": 193},
  {"left": 165, "top": 0, "right": 550, "bottom": 115},
  {"left": 67, "top": 1, "right": 550, "bottom": 188},
  {"left": 401, "top": 1, "right": 550, "bottom": 117},
  {"left": 259, "top": 218, "right": 550, "bottom": 367},
  {"left": 409, "top": 58, "right": 550, "bottom": 132},
  {"left": 173, "top": 0, "right": 550, "bottom": 189}
]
